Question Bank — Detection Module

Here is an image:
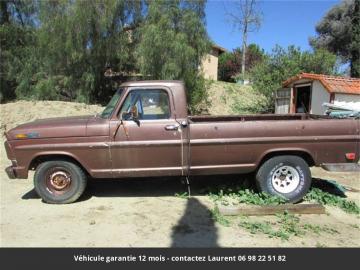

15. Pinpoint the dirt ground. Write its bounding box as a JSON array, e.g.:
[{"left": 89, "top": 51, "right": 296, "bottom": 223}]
[{"left": 0, "top": 101, "right": 359, "bottom": 247}]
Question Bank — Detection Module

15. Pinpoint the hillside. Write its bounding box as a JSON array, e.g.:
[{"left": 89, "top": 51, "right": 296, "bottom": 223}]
[
  {"left": 0, "top": 100, "right": 103, "bottom": 135},
  {"left": 205, "top": 80, "right": 268, "bottom": 115}
]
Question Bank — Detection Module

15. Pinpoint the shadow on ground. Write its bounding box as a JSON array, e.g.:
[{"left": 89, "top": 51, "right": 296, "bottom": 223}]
[
  {"left": 311, "top": 178, "right": 348, "bottom": 197},
  {"left": 21, "top": 174, "right": 348, "bottom": 202},
  {"left": 171, "top": 197, "right": 218, "bottom": 247},
  {"left": 22, "top": 174, "right": 253, "bottom": 201}
]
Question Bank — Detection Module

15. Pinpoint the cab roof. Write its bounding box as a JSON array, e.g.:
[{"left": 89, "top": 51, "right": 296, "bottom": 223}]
[{"left": 120, "top": 80, "right": 184, "bottom": 88}]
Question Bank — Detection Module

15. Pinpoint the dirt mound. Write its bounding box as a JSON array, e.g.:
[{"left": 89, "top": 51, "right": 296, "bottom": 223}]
[{"left": 0, "top": 100, "right": 103, "bottom": 134}]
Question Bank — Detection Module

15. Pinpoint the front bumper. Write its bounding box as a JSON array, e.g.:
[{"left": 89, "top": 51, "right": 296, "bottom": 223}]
[
  {"left": 4, "top": 164, "right": 28, "bottom": 179},
  {"left": 321, "top": 163, "right": 360, "bottom": 172},
  {"left": 5, "top": 166, "right": 16, "bottom": 179}
]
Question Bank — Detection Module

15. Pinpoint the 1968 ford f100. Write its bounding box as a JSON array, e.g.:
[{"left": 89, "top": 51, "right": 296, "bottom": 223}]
[{"left": 4, "top": 81, "right": 360, "bottom": 204}]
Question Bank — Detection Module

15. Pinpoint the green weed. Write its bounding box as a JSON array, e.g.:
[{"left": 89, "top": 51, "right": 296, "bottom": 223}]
[
  {"left": 316, "top": 242, "right": 327, "bottom": 248},
  {"left": 174, "top": 192, "right": 189, "bottom": 199},
  {"left": 302, "top": 224, "right": 322, "bottom": 235},
  {"left": 207, "top": 181, "right": 360, "bottom": 215},
  {"left": 238, "top": 212, "right": 302, "bottom": 241},
  {"left": 209, "top": 188, "right": 286, "bottom": 206},
  {"left": 304, "top": 188, "right": 360, "bottom": 215},
  {"left": 349, "top": 224, "right": 359, "bottom": 229},
  {"left": 276, "top": 211, "right": 303, "bottom": 237},
  {"left": 210, "top": 206, "right": 231, "bottom": 227},
  {"left": 238, "top": 211, "right": 338, "bottom": 241}
]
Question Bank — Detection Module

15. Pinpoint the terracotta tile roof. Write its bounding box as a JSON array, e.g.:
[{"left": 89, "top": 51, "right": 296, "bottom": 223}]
[{"left": 283, "top": 73, "right": 360, "bottom": 95}]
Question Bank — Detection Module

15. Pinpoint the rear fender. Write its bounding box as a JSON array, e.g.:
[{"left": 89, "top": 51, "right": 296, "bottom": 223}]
[{"left": 257, "top": 148, "right": 315, "bottom": 168}]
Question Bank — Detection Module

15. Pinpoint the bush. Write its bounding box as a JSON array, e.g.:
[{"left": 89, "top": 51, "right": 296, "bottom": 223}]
[
  {"left": 250, "top": 46, "right": 338, "bottom": 112},
  {"left": 218, "top": 44, "right": 265, "bottom": 82}
]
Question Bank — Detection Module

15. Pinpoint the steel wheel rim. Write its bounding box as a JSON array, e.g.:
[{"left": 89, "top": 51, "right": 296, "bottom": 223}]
[
  {"left": 45, "top": 167, "right": 72, "bottom": 195},
  {"left": 271, "top": 165, "right": 300, "bottom": 194}
]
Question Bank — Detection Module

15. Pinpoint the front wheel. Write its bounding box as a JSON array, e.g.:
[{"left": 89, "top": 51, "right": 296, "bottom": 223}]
[
  {"left": 34, "top": 160, "right": 87, "bottom": 204},
  {"left": 256, "top": 155, "right": 312, "bottom": 203}
]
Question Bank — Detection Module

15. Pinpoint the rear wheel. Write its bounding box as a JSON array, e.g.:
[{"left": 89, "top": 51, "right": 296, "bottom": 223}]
[
  {"left": 34, "top": 160, "right": 87, "bottom": 204},
  {"left": 256, "top": 155, "right": 311, "bottom": 203}
]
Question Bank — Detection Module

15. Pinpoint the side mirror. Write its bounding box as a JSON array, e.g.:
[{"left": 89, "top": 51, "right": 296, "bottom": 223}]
[
  {"left": 130, "top": 105, "right": 140, "bottom": 126},
  {"left": 130, "top": 105, "right": 139, "bottom": 119},
  {"left": 121, "top": 105, "right": 140, "bottom": 126}
]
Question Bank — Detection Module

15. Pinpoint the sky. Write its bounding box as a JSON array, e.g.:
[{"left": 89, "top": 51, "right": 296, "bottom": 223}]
[{"left": 205, "top": 0, "right": 340, "bottom": 53}]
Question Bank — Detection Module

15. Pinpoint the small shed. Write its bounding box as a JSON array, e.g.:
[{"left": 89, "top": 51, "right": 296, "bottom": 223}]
[{"left": 275, "top": 73, "right": 360, "bottom": 115}]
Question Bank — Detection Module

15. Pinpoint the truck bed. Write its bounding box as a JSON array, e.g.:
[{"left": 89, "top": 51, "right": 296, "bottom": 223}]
[{"left": 188, "top": 114, "right": 359, "bottom": 175}]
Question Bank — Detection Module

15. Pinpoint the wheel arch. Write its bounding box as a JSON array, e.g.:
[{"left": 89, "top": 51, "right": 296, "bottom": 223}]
[
  {"left": 28, "top": 152, "right": 91, "bottom": 177},
  {"left": 257, "top": 149, "right": 315, "bottom": 169}
]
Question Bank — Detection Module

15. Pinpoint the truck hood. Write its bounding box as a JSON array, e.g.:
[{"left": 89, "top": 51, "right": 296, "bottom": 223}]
[{"left": 6, "top": 115, "right": 94, "bottom": 140}]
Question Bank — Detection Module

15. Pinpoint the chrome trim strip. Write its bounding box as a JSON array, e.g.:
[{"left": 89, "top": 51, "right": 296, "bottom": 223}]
[
  {"left": 190, "top": 163, "right": 256, "bottom": 169},
  {"left": 190, "top": 135, "right": 359, "bottom": 145},
  {"left": 17, "top": 140, "right": 184, "bottom": 150},
  {"left": 110, "top": 140, "right": 184, "bottom": 147},
  {"left": 111, "top": 167, "right": 182, "bottom": 173},
  {"left": 16, "top": 135, "right": 359, "bottom": 150}
]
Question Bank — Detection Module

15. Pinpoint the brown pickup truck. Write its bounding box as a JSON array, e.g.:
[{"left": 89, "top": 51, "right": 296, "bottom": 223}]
[{"left": 4, "top": 81, "right": 360, "bottom": 204}]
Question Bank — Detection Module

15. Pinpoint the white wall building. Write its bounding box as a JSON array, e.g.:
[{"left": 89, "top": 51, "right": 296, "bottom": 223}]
[{"left": 275, "top": 73, "right": 360, "bottom": 115}]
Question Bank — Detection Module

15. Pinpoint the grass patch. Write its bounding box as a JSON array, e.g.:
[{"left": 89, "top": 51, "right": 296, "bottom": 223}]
[
  {"left": 207, "top": 182, "right": 360, "bottom": 215},
  {"left": 209, "top": 188, "right": 286, "bottom": 206},
  {"left": 210, "top": 206, "right": 231, "bottom": 227},
  {"left": 302, "top": 224, "right": 339, "bottom": 235},
  {"left": 349, "top": 224, "right": 359, "bottom": 229},
  {"left": 238, "top": 211, "right": 339, "bottom": 241},
  {"left": 238, "top": 212, "right": 303, "bottom": 241},
  {"left": 304, "top": 188, "right": 360, "bottom": 215},
  {"left": 174, "top": 192, "right": 189, "bottom": 199},
  {"left": 208, "top": 181, "right": 359, "bottom": 241},
  {"left": 207, "top": 185, "right": 350, "bottom": 241}
]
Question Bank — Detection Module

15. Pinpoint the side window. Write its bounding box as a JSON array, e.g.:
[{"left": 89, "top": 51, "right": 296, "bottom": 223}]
[{"left": 119, "top": 89, "right": 171, "bottom": 120}]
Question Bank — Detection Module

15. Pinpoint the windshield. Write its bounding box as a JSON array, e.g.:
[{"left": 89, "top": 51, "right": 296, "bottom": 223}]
[{"left": 99, "top": 88, "right": 124, "bottom": 118}]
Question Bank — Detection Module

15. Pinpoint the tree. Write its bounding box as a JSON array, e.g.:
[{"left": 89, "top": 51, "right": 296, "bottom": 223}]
[
  {"left": 218, "top": 44, "right": 264, "bottom": 82},
  {"left": 0, "top": 0, "right": 37, "bottom": 102},
  {"left": 226, "top": 0, "right": 261, "bottom": 82},
  {"left": 218, "top": 49, "right": 241, "bottom": 82},
  {"left": 136, "top": 0, "right": 210, "bottom": 112},
  {"left": 28, "top": 0, "right": 143, "bottom": 103},
  {"left": 1, "top": 0, "right": 210, "bottom": 108},
  {"left": 310, "top": 0, "right": 360, "bottom": 77},
  {"left": 350, "top": 0, "right": 360, "bottom": 77},
  {"left": 251, "top": 46, "right": 338, "bottom": 112},
  {"left": 1, "top": 0, "right": 144, "bottom": 104}
]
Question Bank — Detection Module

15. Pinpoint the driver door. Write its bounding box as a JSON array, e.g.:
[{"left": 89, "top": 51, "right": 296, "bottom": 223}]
[{"left": 110, "top": 87, "right": 185, "bottom": 177}]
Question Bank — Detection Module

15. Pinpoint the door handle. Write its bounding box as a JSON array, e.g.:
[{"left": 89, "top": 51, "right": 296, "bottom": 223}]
[{"left": 165, "top": 124, "right": 179, "bottom": 131}]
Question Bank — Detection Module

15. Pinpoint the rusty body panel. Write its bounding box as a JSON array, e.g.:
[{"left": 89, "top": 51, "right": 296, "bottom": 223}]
[{"left": 4, "top": 80, "right": 360, "bottom": 180}]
